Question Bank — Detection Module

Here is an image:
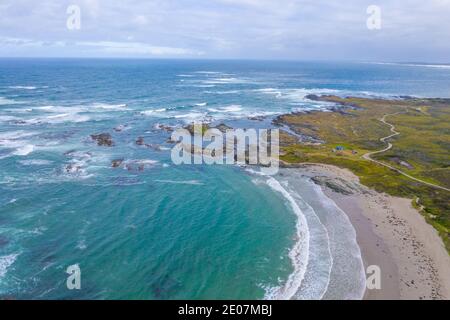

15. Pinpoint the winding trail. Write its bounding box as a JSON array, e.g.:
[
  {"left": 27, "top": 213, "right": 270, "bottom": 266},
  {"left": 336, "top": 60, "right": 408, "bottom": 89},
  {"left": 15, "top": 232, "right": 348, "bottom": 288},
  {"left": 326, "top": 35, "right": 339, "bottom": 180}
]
[{"left": 362, "top": 112, "right": 450, "bottom": 192}]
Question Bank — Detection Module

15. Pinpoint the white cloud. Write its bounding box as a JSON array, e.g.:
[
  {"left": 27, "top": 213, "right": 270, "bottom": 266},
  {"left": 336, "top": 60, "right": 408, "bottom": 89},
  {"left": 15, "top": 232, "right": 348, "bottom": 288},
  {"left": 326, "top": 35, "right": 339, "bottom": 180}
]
[
  {"left": 77, "top": 41, "right": 204, "bottom": 56},
  {"left": 0, "top": 0, "right": 449, "bottom": 61},
  {"left": 0, "top": 36, "right": 203, "bottom": 57}
]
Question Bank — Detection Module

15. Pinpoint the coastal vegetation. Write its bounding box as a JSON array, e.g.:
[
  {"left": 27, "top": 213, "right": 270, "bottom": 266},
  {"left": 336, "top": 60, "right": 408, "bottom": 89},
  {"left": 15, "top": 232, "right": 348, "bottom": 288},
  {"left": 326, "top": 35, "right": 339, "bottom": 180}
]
[{"left": 276, "top": 96, "right": 450, "bottom": 252}]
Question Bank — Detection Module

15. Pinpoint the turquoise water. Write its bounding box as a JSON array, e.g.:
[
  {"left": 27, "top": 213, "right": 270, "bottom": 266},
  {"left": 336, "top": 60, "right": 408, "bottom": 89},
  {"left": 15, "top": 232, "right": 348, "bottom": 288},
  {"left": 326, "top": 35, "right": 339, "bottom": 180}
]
[{"left": 1, "top": 59, "right": 449, "bottom": 299}]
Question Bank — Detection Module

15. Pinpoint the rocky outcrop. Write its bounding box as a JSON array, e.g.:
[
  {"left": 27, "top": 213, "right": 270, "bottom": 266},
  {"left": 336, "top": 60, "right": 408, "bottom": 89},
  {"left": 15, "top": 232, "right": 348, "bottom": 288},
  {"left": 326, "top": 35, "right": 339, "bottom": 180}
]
[
  {"left": 111, "top": 159, "right": 124, "bottom": 168},
  {"left": 305, "top": 94, "right": 320, "bottom": 101},
  {"left": 311, "top": 176, "right": 359, "bottom": 195},
  {"left": 154, "top": 123, "right": 174, "bottom": 132},
  {"left": 64, "top": 163, "right": 83, "bottom": 174},
  {"left": 213, "top": 123, "right": 233, "bottom": 133},
  {"left": 248, "top": 115, "right": 266, "bottom": 121},
  {"left": 136, "top": 137, "right": 145, "bottom": 146},
  {"left": 91, "top": 133, "right": 114, "bottom": 147}
]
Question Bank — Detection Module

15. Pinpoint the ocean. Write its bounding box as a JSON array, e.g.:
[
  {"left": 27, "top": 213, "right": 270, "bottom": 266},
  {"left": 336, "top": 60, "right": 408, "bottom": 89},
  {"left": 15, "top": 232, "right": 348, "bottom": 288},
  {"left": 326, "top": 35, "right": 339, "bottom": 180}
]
[{"left": 0, "top": 59, "right": 449, "bottom": 299}]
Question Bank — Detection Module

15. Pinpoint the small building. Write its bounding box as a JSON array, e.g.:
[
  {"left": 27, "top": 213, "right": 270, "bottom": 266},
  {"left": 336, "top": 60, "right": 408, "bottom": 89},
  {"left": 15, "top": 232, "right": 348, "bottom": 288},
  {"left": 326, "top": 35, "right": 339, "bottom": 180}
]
[{"left": 335, "top": 146, "right": 345, "bottom": 151}]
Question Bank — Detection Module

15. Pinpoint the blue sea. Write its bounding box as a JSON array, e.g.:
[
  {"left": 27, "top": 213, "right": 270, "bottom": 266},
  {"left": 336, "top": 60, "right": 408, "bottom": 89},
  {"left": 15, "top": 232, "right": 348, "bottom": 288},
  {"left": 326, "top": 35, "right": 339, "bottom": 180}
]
[{"left": 0, "top": 59, "right": 449, "bottom": 299}]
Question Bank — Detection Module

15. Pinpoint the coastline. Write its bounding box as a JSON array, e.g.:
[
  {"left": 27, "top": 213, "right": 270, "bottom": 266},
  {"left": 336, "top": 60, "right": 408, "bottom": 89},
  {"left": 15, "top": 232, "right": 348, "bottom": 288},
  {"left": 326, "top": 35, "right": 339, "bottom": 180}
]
[{"left": 292, "top": 163, "right": 450, "bottom": 300}]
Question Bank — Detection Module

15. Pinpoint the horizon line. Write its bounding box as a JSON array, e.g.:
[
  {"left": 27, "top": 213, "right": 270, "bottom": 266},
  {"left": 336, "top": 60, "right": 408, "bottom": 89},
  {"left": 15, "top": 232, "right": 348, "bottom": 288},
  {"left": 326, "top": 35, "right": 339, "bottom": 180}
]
[{"left": 1, "top": 57, "right": 449, "bottom": 65}]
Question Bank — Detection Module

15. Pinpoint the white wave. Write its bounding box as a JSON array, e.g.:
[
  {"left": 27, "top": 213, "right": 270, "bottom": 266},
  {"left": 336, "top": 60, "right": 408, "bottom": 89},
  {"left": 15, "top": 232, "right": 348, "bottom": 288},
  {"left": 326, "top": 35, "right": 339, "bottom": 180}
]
[
  {"left": 64, "top": 150, "right": 93, "bottom": 160},
  {"left": 245, "top": 168, "right": 267, "bottom": 176},
  {"left": 172, "top": 112, "right": 211, "bottom": 123},
  {"left": 204, "top": 90, "right": 240, "bottom": 94},
  {"left": 190, "top": 84, "right": 217, "bottom": 88},
  {"left": 202, "top": 77, "right": 250, "bottom": 85},
  {"left": 248, "top": 111, "right": 279, "bottom": 117},
  {"left": 154, "top": 179, "right": 204, "bottom": 185},
  {"left": 8, "top": 85, "right": 37, "bottom": 90},
  {"left": 25, "top": 113, "right": 91, "bottom": 124},
  {"left": 0, "top": 97, "right": 21, "bottom": 105},
  {"left": 2, "top": 107, "right": 32, "bottom": 113},
  {"left": 0, "top": 253, "right": 19, "bottom": 279},
  {"left": 33, "top": 105, "right": 56, "bottom": 111},
  {"left": 256, "top": 87, "right": 341, "bottom": 100},
  {"left": 88, "top": 103, "right": 128, "bottom": 110},
  {"left": 222, "top": 105, "right": 242, "bottom": 112},
  {"left": 18, "top": 159, "right": 53, "bottom": 166},
  {"left": 253, "top": 170, "right": 365, "bottom": 300},
  {"left": 208, "top": 105, "right": 242, "bottom": 113},
  {"left": 0, "top": 115, "right": 21, "bottom": 122},
  {"left": 0, "top": 130, "right": 38, "bottom": 140},
  {"left": 308, "top": 180, "right": 366, "bottom": 300},
  {"left": 141, "top": 108, "right": 167, "bottom": 115},
  {"left": 0, "top": 131, "right": 39, "bottom": 158},
  {"left": 286, "top": 185, "right": 333, "bottom": 300},
  {"left": 3, "top": 105, "right": 94, "bottom": 124},
  {"left": 254, "top": 88, "right": 282, "bottom": 97},
  {"left": 60, "top": 150, "right": 112, "bottom": 180},
  {"left": 119, "top": 159, "right": 159, "bottom": 171},
  {"left": 30, "top": 103, "right": 127, "bottom": 115},
  {"left": 126, "top": 159, "right": 159, "bottom": 165},
  {"left": 194, "top": 102, "right": 207, "bottom": 107},
  {"left": 61, "top": 160, "right": 94, "bottom": 179},
  {"left": 12, "top": 144, "right": 35, "bottom": 156},
  {"left": 194, "top": 71, "right": 222, "bottom": 74},
  {"left": 366, "top": 62, "right": 450, "bottom": 69},
  {"left": 264, "top": 177, "right": 310, "bottom": 300}
]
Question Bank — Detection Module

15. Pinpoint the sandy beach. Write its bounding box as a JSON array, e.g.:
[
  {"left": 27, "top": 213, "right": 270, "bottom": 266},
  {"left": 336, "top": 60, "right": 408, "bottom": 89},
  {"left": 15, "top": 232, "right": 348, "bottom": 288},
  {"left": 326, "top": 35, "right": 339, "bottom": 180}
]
[{"left": 291, "top": 163, "right": 450, "bottom": 300}]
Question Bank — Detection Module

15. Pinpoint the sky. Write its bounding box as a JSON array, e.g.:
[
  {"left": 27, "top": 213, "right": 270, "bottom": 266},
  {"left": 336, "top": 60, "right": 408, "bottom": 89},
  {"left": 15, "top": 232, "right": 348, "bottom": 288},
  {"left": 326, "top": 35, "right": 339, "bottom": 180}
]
[{"left": 0, "top": 0, "right": 449, "bottom": 62}]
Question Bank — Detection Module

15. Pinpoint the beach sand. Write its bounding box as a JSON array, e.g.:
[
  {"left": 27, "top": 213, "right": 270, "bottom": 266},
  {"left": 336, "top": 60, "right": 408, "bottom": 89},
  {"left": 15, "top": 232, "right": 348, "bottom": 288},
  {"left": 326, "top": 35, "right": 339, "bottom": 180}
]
[{"left": 293, "top": 164, "right": 450, "bottom": 300}]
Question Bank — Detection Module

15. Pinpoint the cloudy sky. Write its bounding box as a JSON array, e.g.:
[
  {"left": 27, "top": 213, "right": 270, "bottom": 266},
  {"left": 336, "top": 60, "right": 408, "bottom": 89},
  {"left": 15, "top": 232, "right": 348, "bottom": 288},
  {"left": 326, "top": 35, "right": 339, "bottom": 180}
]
[{"left": 0, "top": 0, "right": 449, "bottom": 61}]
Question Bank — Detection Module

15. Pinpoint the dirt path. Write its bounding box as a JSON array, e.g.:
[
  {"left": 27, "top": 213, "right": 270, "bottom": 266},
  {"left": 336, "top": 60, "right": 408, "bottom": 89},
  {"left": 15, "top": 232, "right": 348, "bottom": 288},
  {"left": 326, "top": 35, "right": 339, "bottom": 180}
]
[{"left": 362, "top": 112, "right": 450, "bottom": 192}]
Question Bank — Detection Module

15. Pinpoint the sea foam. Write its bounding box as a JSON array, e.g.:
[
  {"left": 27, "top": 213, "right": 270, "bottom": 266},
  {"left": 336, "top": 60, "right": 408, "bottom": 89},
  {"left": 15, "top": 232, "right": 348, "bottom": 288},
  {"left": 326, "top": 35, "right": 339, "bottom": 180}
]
[
  {"left": 0, "top": 253, "right": 19, "bottom": 279},
  {"left": 264, "top": 177, "right": 310, "bottom": 300}
]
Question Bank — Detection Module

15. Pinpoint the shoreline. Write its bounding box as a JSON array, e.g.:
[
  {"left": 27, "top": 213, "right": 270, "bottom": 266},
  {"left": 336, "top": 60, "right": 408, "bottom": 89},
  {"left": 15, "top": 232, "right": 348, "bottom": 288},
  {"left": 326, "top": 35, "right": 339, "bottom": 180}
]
[{"left": 295, "top": 163, "right": 450, "bottom": 300}]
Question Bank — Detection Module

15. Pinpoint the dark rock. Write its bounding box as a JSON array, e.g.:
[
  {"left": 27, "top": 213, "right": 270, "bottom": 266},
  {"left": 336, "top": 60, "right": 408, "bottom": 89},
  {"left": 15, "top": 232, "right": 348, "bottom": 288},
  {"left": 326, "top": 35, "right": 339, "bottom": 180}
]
[
  {"left": 136, "top": 137, "right": 145, "bottom": 146},
  {"left": 154, "top": 123, "right": 174, "bottom": 132},
  {"left": 248, "top": 115, "right": 266, "bottom": 121},
  {"left": 305, "top": 94, "right": 320, "bottom": 101},
  {"left": 91, "top": 133, "right": 114, "bottom": 147},
  {"left": 111, "top": 159, "right": 124, "bottom": 168},
  {"left": 213, "top": 123, "right": 233, "bottom": 133},
  {"left": 311, "top": 176, "right": 356, "bottom": 195},
  {"left": 65, "top": 163, "right": 82, "bottom": 174},
  {"left": 64, "top": 149, "right": 77, "bottom": 156}
]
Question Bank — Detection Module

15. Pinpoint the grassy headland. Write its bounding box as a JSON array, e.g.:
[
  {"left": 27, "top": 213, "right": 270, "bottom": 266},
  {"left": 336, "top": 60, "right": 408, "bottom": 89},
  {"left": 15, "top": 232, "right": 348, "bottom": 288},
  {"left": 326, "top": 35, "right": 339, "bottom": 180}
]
[{"left": 276, "top": 96, "right": 450, "bottom": 252}]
